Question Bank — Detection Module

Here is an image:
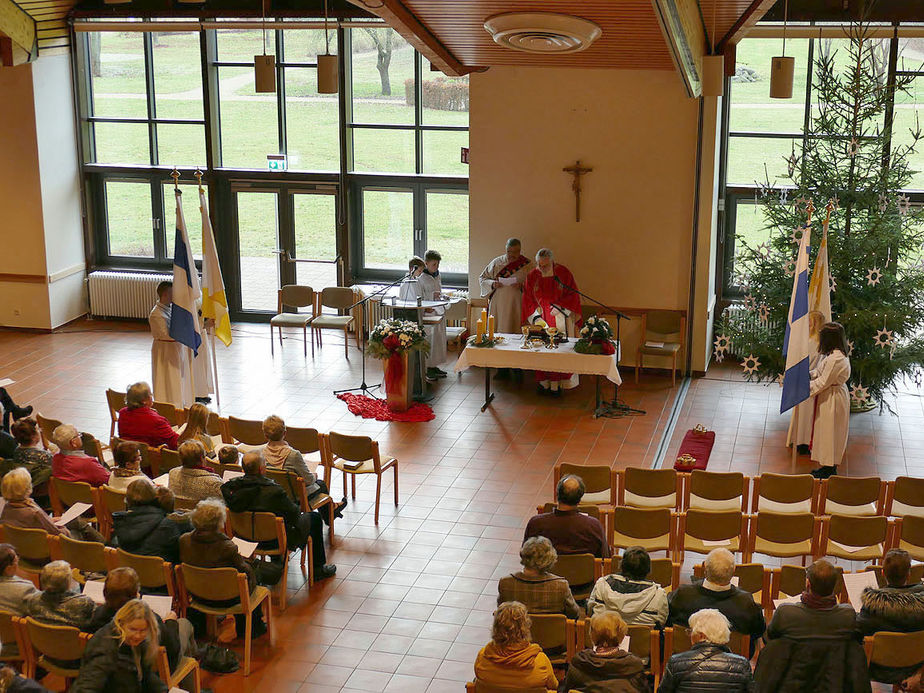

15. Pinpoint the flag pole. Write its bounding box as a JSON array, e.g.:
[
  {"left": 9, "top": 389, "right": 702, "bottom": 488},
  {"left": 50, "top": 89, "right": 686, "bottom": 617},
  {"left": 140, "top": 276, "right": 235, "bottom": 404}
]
[{"left": 209, "top": 326, "right": 221, "bottom": 412}]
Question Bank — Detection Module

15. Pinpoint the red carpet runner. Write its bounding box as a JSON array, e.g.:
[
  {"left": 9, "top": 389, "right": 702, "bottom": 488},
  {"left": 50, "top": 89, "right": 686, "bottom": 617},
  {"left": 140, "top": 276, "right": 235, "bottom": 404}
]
[{"left": 336, "top": 393, "right": 435, "bottom": 422}]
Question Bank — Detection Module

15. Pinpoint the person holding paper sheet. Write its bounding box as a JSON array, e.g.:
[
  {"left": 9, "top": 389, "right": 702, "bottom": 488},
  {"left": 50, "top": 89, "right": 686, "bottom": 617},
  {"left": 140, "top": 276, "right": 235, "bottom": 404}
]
[
  {"left": 50, "top": 423, "right": 109, "bottom": 488},
  {"left": 0, "top": 468, "right": 103, "bottom": 542},
  {"left": 417, "top": 250, "right": 449, "bottom": 379},
  {"left": 479, "top": 237, "right": 533, "bottom": 334},
  {"left": 112, "top": 479, "right": 192, "bottom": 564},
  {"left": 167, "top": 440, "right": 222, "bottom": 503},
  {"left": 809, "top": 322, "right": 851, "bottom": 479}
]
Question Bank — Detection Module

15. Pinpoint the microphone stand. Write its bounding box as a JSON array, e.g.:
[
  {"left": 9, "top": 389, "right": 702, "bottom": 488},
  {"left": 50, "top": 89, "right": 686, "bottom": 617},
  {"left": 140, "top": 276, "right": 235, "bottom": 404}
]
[
  {"left": 554, "top": 277, "right": 646, "bottom": 418},
  {"left": 333, "top": 272, "right": 415, "bottom": 398}
]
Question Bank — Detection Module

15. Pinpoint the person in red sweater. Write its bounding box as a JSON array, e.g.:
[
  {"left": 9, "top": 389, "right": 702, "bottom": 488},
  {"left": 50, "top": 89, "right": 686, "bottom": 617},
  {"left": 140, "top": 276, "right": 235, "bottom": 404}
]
[
  {"left": 117, "top": 382, "right": 179, "bottom": 450},
  {"left": 51, "top": 424, "right": 110, "bottom": 487}
]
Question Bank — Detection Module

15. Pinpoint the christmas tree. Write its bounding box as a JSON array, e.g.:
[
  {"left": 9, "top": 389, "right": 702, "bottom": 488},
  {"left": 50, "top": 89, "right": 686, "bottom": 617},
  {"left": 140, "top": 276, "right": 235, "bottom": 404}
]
[{"left": 715, "top": 23, "right": 924, "bottom": 410}]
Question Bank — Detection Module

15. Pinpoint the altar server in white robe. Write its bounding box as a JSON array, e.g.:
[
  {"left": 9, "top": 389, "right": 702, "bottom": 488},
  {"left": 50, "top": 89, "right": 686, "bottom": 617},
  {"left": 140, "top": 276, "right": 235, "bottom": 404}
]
[
  {"left": 787, "top": 311, "right": 825, "bottom": 453},
  {"left": 191, "top": 299, "right": 215, "bottom": 403},
  {"left": 809, "top": 322, "right": 851, "bottom": 479},
  {"left": 149, "top": 281, "right": 193, "bottom": 408},
  {"left": 416, "top": 249, "right": 447, "bottom": 379},
  {"left": 478, "top": 238, "right": 533, "bottom": 334}
]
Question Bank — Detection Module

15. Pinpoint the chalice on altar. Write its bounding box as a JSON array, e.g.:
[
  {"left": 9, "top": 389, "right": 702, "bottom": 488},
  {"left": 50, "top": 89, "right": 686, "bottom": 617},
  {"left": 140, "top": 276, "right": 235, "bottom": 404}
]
[
  {"left": 521, "top": 326, "right": 530, "bottom": 349},
  {"left": 545, "top": 326, "right": 559, "bottom": 349}
]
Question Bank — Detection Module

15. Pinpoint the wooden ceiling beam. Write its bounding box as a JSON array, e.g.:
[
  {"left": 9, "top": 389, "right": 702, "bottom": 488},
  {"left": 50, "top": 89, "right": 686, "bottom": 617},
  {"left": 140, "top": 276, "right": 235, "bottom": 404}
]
[
  {"left": 344, "top": 0, "right": 479, "bottom": 76},
  {"left": 0, "top": 0, "right": 37, "bottom": 64},
  {"left": 716, "top": 0, "right": 776, "bottom": 51}
]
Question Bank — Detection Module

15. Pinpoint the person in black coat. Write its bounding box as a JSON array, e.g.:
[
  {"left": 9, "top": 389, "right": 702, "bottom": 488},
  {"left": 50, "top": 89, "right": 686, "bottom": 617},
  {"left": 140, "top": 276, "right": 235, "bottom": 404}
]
[
  {"left": 221, "top": 451, "right": 335, "bottom": 580},
  {"left": 112, "top": 479, "right": 191, "bottom": 565},
  {"left": 71, "top": 599, "right": 167, "bottom": 693},
  {"left": 668, "top": 549, "right": 765, "bottom": 656},
  {"left": 658, "top": 609, "right": 753, "bottom": 692},
  {"left": 857, "top": 549, "right": 924, "bottom": 683},
  {"left": 754, "top": 559, "right": 870, "bottom": 693}
]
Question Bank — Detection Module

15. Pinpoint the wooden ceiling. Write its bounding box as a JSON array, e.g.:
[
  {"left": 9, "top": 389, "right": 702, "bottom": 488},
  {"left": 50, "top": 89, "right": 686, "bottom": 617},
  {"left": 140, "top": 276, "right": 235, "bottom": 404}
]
[{"left": 388, "top": 0, "right": 772, "bottom": 71}]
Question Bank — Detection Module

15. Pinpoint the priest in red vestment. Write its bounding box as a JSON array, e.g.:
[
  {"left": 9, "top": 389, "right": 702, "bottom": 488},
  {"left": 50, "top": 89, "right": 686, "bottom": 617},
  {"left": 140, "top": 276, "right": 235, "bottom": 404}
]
[{"left": 521, "top": 248, "right": 583, "bottom": 396}]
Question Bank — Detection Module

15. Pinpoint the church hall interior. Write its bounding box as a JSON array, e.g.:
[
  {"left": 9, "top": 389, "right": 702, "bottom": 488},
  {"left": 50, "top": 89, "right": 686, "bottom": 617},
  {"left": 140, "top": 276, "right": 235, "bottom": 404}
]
[{"left": 2, "top": 1, "right": 924, "bottom": 692}]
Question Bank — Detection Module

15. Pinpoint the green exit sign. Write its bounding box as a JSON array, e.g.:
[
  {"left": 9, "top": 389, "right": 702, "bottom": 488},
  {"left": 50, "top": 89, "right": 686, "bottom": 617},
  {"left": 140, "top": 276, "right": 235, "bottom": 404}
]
[{"left": 267, "top": 155, "right": 287, "bottom": 171}]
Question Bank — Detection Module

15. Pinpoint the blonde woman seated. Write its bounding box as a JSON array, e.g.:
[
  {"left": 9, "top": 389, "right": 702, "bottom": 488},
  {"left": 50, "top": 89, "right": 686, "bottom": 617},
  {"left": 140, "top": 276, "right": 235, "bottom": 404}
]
[
  {"left": 175, "top": 402, "right": 215, "bottom": 457},
  {"left": 474, "top": 601, "right": 558, "bottom": 690},
  {"left": 0, "top": 468, "right": 103, "bottom": 542},
  {"left": 498, "top": 537, "right": 580, "bottom": 619},
  {"left": 107, "top": 441, "right": 150, "bottom": 491},
  {"left": 72, "top": 598, "right": 167, "bottom": 693},
  {"left": 557, "top": 612, "right": 651, "bottom": 693}
]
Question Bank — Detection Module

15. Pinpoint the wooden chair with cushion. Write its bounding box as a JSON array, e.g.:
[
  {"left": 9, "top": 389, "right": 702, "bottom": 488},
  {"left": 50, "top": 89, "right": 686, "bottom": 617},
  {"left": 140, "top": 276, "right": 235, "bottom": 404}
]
[
  {"left": 693, "top": 562, "right": 769, "bottom": 611},
  {"left": 550, "top": 553, "right": 599, "bottom": 602},
  {"left": 156, "top": 447, "right": 183, "bottom": 477},
  {"left": 270, "top": 285, "right": 316, "bottom": 357},
  {"left": 751, "top": 473, "right": 819, "bottom": 514},
  {"left": 893, "top": 515, "right": 924, "bottom": 561},
  {"left": 443, "top": 297, "right": 469, "bottom": 350},
  {"left": 771, "top": 564, "right": 845, "bottom": 603},
  {"left": 265, "top": 467, "right": 334, "bottom": 543},
  {"left": 611, "top": 506, "right": 674, "bottom": 558},
  {"left": 635, "top": 310, "right": 686, "bottom": 386},
  {"left": 684, "top": 470, "right": 749, "bottom": 512},
  {"left": 664, "top": 624, "right": 750, "bottom": 659},
  {"left": 152, "top": 401, "right": 183, "bottom": 427},
  {"left": 284, "top": 425, "right": 325, "bottom": 471},
  {"left": 618, "top": 468, "right": 679, "bottom": 510},
  {"left": 48, "top": 535, "right": 108, "bottom": 584},
  {"left": 229, "top": 511, "right": 310, "bottom": 609},
  {"left": 175, "top": 564, "right": 275, "bottom": 676},
  {"left": 746, "top": 511, "right": 819, "bottom": 563},
  {"left": 819, "top": 476, "right": 884, "bottom": 517},
  {"left": 885, "top": 476, "right": 924, "bottom": 519},
  {"left": 17, "top": 616, "right": 91, "bottom": 682},
  {"left": 35, "top": 414, "right": 62, "bottom": 450},
  {"left": 49, "top": 478, "right": 100, "bottom": 529},
  {"left": 0, "top": 526, "right": 51, "bottom": 583},
  {"left": 322, "top": 432, "right": 398, "bottom": 524},
  {"left": 108, "top": 548, "right": 175, "bottom": 597},
  {"left": 822, "top": 514, "right": 889, "bottom": 563},
  {"left": 863, "top": 630, "right": 924, "bottom": 691},
  {"left": 227, "top": 416, "right": 265, "bottom": 449},
  {"left": 676, "top": 509, "right": 747, "bottom": 562},
  {"left": 81, "top": 432, "right": 113, "bottom": 467},
  {"left": 98, "top": 484, "right": 126, "bottom": 540},
  {"left": 105, "top": 389, "right": 126, "bottom": 438},
  {"left": 528, "top": 613, "right": 574, "bottom": 668},
  {"left": 649, "top": 557, "right": 680, "bottom": 593},
  {"left": 312, "top": 286, "right": 358, "bottom": 357},
  {"left": 0, "top": 609, "right": 27, "bottom": 665},
  {"left": 158, "top": 644, "right": 201, "bottom": 693}
]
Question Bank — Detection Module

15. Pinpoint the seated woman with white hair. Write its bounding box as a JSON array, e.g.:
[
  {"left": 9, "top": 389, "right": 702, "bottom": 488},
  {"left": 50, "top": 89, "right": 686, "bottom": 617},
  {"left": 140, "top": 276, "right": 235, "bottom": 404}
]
[
  {"left": 0, "top": 468, "right": 103, "bottom": 542},
  {"left": 658, "top": 609, "right": 754, "bottom": 692},
  {"left": 24, "top": 560, "right": 97, "bottom": 631}
]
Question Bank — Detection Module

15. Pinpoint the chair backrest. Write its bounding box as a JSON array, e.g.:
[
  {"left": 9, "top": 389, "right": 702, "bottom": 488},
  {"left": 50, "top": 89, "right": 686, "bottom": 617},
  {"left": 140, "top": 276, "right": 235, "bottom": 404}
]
[
  {"left": 753, "top": 511, "right": 816, "bottom": 552},
  {"left": 668, "top": 624, "right": 749, "bottom": 658},
  {"left": 81, "top": 433, "right": 105, "bottom": 461},
  {"left": 754, "top": 473, "right": 817, "bottom": 513},
  {"left": 821, "top": 476, "right": 883, "bottom": 516},
  {"left": 682, "top": 509, "right": 743, "bottom": 545},
  {"left": 105, "top": 389, "right": 126, "bottom": 418},
  {"left": 328, "top": 431, "right": 376, "bottom": 464},
  {"left": 827, "top": 514, "right": 888, "bottom": 551},
  {"left": 55, "top": 535, "right": 108, "bottom": 575},
  {"left": 320, "top": 286, "right": 355, "bottom": 311},
  {"left": 265, "top": 468, "right": 309, "bottom": 511},
  {"left": 115, "top": 549, "right": 172, "bottom": 594},
  {"left": 649, "top": 558, "right": 678, "bottom": 592},
  {"left": 35, "top": 414, "right": 62, "bottom": 448},
  {"left": 158, "top": 448, "right": 182, "bottom": 475},
  {"left": 537, "top": 503, "right": 601, "bottom": 521},
  {"left": 23, "top": 617, "right": 88, "bottom": 663},
  {"left": 2, "top": 525, "right": 51, "bottom": 565},
  {"left": 111, "top": 437, "right": 154, "bottom": 471},
  {"left": 776, "top": 563, "right": 845, "bottom": 598},
  {"left": 551, "top": 553, "right": 595, "bottom": 590},
  {"left": 687, "top": 470, "right": 748, "bottom": 512},
  {"left": 229, "top": 512, "right": 286, "bottom": 555},
  {"left": 152, "top": 401, "right": 181, "bottom": 426},
  {"left": 898, "top": 515, "right": 924, "bottom": 561},
  {"left": 556, "top": 463, "right": 615, "bottom": 505},
  {"left": 645, "top": 310, "right": 683, "bottom": 341},
  {"left": 443, "top": 298, "right": 468, "bottom": 323},
  {"left": 228, "top": 417, "right": 265, "bottom": 446},
  {"left": 279, "top": 285, "right": 314, "bottom": 311},
  {"left": 0, "top": 609, "right": 23, "bottom": 658},
  {"left": 178, "top": 563, "right": 245, "bottom": 603},
  {"left": 693, "top": 561, "right": 766, "bottom": 601},
  {"left": 620, "top": 468, "right": 677, "bottom": 509},
  {"left": 888, "top": 477, "right": 924, "bottom": 518},
  {"left": 867, "top": 630, "right": 924, "bottom": 668},
  {"left": 50, "top": 478, "right": 96, "bottom": 516},
  {"left": 284, "top": 426, "right": 320, "bottom": 455},
  {"left": 611, "top": 507, "right": 673, "bottom": 553},
  {"left": 528, "top": 613, "right": 569, "bottom": 660},
  {"left": 206, "top": 411, "right": 224, "bottom": 438}
]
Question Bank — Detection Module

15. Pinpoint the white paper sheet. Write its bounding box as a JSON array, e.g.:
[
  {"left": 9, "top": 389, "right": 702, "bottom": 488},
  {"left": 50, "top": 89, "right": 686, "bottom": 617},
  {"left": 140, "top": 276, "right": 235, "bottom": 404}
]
[
  {"left": 620, "top": 635, "right": 630, "bottom": 650},
  {"left": 153, "top": 473, "right": 170, "bottom": 487},
  {"left": 0, "top": 379, "right": 14, "bottom": 388},
  {"left": 231, "top": 537, "right": 258, "bottom": 558},
  {"left": 53, "top": 502, "right": 93, "bottom": 527},
  {"left": 142, "top": 594, "right": 174, "bottom": 619},
  {"left": 82, "top": 579, "right": 106, "bottom": 604},
  {"left": 842, "top": 571, "right": 878, "bottom": 612},
  {"left": 222, "top": 470, "right": 244, "bottom": 482},
  {"left": 730, "top": 576, "right": 740, "bottom": 587},
  {"left": 773, "top": 594, "right": 802, "bottom": 608},
  {"left": 498, "top": 276, "right": 517, "bottom": 286},
  {"left": 645, "top": 341, "right": 665, "bottom": 348}
]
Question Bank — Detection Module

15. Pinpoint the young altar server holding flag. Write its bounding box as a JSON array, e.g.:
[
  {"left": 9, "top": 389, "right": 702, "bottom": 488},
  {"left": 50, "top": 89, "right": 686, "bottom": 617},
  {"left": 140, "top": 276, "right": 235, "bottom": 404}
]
[
  {"left": 781, "top": 219, "right": 812, "bottom": 423},
  {"left": 169, "top": 187, "right": 203, "bottom": 380}
]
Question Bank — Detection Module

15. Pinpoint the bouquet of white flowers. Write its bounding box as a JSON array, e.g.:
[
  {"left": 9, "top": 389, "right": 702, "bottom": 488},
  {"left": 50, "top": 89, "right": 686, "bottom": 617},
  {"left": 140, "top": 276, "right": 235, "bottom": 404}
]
[
  {"left": 574, "top": 315, "right": 616, "bottom": 355},
  {"left": 367, "top": 319, "right": 430, "bottom": 360}
]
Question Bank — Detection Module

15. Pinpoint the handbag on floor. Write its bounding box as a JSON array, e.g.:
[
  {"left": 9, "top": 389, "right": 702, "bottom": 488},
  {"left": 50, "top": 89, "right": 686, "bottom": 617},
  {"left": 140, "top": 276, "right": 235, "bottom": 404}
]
[{"left": 674, "top": 425, "right": 715, "bottom": 471}]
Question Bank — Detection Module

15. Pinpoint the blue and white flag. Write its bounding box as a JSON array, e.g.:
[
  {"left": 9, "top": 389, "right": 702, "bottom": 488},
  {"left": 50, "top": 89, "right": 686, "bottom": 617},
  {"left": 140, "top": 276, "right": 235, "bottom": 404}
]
[
  {"left": 781, "top": 223, "right": 812, "bottom": 414},
  {"left": 169, "top": 189, "right": 202, "bottom": 357}
]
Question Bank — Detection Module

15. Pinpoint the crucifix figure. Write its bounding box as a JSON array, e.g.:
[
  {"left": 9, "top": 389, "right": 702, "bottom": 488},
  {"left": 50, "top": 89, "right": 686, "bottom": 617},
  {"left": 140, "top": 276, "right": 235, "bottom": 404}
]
[{"left": 563, "top": 160, "right": 593, "bottom": 222}]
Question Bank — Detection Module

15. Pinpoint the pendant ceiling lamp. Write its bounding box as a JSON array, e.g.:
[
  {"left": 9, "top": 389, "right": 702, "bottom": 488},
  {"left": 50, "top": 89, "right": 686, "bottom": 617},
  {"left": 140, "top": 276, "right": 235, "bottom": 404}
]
[
  {"left": 254, "top": 0, "right": 276, "bottom": 94},
  {"left": 701, "top": 0, "right": 723, "bottom": 97},
  {"left": 770, "top": 0, "right": 795, "bottom": 99},
  {"left": 317, "top": 0, "right": 338, "bottom": 94}
]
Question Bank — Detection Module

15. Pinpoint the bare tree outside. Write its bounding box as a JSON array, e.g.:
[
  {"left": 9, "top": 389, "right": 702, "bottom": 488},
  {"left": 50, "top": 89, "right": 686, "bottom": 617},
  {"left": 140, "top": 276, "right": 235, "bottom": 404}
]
[{"left": 362, "top": 27, "right": 394, "bottom": 95}]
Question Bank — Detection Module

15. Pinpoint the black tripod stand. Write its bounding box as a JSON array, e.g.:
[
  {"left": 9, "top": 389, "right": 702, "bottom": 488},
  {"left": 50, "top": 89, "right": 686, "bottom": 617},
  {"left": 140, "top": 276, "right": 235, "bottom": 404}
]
[
  {"left": 554, "top": 277, "right": 647, "bottom": 418},
  {"left": 333, "top": 273, "right": 414, "bottom": 398}
]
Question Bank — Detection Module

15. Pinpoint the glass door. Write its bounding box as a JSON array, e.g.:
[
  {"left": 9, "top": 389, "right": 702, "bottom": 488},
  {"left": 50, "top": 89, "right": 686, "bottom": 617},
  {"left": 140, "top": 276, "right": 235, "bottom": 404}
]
[
  {"left": 292, "top": 191, "right": 339, "bottom": 289},
  {"left": 234, "top": 189, "right": 281, "bottom": 313}
]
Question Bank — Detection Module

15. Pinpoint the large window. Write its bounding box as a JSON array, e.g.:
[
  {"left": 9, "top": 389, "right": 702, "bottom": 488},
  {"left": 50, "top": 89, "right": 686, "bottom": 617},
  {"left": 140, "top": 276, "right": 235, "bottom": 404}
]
[
  {"left": 722, "top": 33, "right": 924, "bottom": 295},
  {"left": 77, "top": 22, "right": 470, "bottom": 313}
]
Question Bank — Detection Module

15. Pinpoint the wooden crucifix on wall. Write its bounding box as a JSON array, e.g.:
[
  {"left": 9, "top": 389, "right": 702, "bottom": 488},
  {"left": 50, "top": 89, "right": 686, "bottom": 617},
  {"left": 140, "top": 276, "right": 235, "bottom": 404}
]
[{"left": 563, "top": 160, "right": 593, "bottom": 222}]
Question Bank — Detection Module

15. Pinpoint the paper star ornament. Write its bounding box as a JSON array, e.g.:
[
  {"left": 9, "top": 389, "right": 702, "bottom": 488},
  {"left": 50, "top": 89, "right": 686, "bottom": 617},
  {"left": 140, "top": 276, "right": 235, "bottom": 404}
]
[
  {"left": 846, "top": 339, "right": 854, "bottom": 357},
  {"left": 866, "top": 267, "right": 882, "bottom": 286},
  {"left": 829, "top": 275, "right": 837, "bottom": 293},
  {"left": 714, "top": 333, "right": 730, "bottom": 355},
  {"left": 874, "top": 326, "right": 894, "bottom": 350},
  {"left": 755, "top": 242, "right": 771, "bottom": 259},
  {"left": 850, "top": 384, "right": 869, "bottom": 405},
  {"left": 741, "top": 354, "right": 761, "bottom": 376},
  {"left": 847, "top": 137, "right": 859, "bottom": 157},
  {"left": 790, "top": 227, "right": 804, "bottom": 245},
  {"left": 878, "top": 193, "right": 889, "bottom": 213},
  {"left": 898, "top": 193, "right": 911, "bottom": 216},
  {"left": 784, "top": 257, "right": 796, "bottom": 277},
  {"left": 743, "top": 293, "right": 756, "bottom": 311},
  {"left": 758, "top": 303, "right": 770, "bottom": 324}
]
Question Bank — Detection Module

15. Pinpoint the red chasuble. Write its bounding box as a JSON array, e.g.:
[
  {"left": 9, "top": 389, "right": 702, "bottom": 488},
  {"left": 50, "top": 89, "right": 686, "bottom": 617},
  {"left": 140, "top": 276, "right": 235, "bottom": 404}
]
[{"left": 521, "top": 263, "right": 583, "bottom": 384}]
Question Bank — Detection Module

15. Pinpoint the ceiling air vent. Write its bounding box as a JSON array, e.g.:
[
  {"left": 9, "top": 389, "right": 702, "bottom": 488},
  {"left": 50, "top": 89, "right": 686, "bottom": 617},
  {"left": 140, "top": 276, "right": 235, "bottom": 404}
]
[{"left": 483, "top": 13, "right": 602, "bottom": 54}]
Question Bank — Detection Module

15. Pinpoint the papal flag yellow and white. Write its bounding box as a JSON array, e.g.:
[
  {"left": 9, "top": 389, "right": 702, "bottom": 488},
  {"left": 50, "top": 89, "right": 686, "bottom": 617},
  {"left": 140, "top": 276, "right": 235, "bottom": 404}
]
[
  {"left": 809, "top": 214, "right": 832, "bottom": 322},
  {"left": 200, "top": 189, "right": 232, "bottom": 347}
]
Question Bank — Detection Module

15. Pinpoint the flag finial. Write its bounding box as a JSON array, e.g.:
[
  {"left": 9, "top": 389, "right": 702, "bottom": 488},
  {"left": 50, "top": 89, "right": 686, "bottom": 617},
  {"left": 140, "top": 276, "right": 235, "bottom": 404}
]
[
  {"left": 194, "top": 167, "right": 203, "bottom": 194},
  {"left": 170, "top": 167, "right": 180, "bottom": 191}
]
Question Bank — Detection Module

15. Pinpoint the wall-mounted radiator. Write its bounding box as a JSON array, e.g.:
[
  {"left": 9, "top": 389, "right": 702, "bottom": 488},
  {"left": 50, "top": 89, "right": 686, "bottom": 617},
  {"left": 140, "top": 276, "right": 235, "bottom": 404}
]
[{"left": 88, "top": 271, "right": 172, "bottom": 319}]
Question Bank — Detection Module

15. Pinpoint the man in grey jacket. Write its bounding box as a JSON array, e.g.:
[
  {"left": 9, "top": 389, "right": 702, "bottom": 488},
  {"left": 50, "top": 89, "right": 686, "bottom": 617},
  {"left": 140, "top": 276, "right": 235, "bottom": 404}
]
[{"left": 588, "top": 546, "right": 668, "bottom": 628}]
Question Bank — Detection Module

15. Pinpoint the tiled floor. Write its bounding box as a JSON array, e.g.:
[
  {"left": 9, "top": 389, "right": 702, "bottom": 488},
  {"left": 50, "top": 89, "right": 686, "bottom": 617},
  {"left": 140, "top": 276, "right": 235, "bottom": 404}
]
[
  {"left": 0, "top": 320, "right": 681, "bottom": 693},
  {"left": 1, "top": 322, "right": 915, "bottom": 691}
]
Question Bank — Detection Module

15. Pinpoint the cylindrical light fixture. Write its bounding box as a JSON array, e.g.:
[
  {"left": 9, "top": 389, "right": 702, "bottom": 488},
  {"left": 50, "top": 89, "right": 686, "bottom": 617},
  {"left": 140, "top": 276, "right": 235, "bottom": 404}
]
[
  {"left": 770, "top": 56, "right": 795, "bottom": 99},
  {"left": 701, "top": 54, "right": 724, "bottom": 97},
  {"left": 316, "top": 0, "right": 338, "bottom": 94},
  {"left": 254, "top": 54, "right": 276, "bottom": 93},
  {"left": 317, "top": 53, "right": 338, "bottom": 93}
]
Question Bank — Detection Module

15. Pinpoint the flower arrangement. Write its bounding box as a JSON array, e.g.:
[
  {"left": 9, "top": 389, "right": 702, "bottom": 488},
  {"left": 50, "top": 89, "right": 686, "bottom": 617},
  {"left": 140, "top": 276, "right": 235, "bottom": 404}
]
[
  {"left": 367, "top": 319, "right": 430, "bottom": 360},
  {"left": 574, "top": 315, "right": 616, "bottom": 355}
]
